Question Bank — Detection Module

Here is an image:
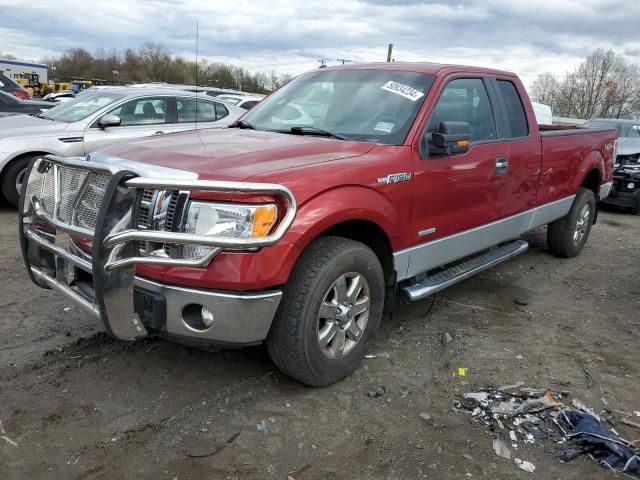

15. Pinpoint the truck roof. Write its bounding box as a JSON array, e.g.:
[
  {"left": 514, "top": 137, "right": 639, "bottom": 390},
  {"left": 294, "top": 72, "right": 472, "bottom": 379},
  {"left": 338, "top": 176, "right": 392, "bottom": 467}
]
[{"left": 319, "top": 61, "right": 518, "bottom": 78}]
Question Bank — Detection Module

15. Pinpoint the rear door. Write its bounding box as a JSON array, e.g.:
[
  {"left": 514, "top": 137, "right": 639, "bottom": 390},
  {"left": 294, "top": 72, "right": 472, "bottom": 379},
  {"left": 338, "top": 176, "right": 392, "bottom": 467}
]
[
  {"left": 173, "top": 96, "right": 235, "bottom": 133},
  {"left": 490, "top": 78, "right": 541, "bottom": 213},
  {"left": 82, "top": 95, "right": 171, "bottom": 154}
]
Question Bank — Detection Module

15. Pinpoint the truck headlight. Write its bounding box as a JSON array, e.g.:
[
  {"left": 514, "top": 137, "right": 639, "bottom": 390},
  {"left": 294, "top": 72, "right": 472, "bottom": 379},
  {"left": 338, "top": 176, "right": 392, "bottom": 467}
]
[
  {"left": 627, "top": 182, "right": 636, "bottom": 190},
  {"left": 182, "top": 201, "right": 277, "bottom": 259}
]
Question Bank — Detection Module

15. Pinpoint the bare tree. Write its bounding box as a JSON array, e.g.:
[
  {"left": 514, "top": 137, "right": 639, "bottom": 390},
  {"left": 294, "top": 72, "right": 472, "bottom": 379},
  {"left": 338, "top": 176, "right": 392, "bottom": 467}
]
[{"left": 531, "top": 49, "right": 640, "bottom": 120}]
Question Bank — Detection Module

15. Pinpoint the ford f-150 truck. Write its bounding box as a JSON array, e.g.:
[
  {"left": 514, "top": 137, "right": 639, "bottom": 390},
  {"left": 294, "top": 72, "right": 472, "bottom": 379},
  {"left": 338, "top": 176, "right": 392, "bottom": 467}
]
[{"left": 19, "top": 63, "right": 617, "bottom": 386}]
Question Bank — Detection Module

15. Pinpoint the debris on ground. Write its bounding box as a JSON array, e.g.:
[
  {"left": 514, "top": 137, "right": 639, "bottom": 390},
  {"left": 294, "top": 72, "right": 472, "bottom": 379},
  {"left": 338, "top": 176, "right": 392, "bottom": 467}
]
[
  {"left": 515, "top": 458, "right": 535, "bottom": 473},
  {"left": 493, "top": 438, "right": 511, "bottom": 460},
  {"left": 456, "top": 384, "right": 640, "bottom": 477},
  {"left": 367, "top": 385, "right": 386, "bottom": 398},
  {"left": 418, "top": 412, "right": 433, "bottom": 422},
  {"left": 256, "top": 420, "right": 268, "bottom": 432},
  {"left": 441, "top": 332, "right": 453, "bottom": 346}
]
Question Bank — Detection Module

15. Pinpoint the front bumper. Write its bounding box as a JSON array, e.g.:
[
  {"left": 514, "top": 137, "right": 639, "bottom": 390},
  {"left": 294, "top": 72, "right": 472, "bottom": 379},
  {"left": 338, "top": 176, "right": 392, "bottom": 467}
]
[
  {"left": 601, "top": 187, "right": 640, "bottom": 209},
  {"left": 19, "top": 155, "right": 295, "bottom": 345}
]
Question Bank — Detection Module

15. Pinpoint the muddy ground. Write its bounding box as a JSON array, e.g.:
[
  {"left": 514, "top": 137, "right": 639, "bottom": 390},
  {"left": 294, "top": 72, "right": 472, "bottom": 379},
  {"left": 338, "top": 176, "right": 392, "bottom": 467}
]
[{"left": 0, "top": 202, "right": 639, "bottom": 480}]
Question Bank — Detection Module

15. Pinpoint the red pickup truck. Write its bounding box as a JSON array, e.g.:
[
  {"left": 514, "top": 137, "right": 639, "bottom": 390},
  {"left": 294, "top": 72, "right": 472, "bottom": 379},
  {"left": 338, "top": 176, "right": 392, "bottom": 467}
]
[{"left": 20, "top": 63, "right": 616, "bottom": 386}]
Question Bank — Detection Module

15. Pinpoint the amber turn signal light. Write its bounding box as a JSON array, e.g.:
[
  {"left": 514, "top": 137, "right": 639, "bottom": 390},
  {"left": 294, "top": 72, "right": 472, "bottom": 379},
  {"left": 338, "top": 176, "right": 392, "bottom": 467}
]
[{"left": 251, "top": 205, "right": 278, "bottom": 237}]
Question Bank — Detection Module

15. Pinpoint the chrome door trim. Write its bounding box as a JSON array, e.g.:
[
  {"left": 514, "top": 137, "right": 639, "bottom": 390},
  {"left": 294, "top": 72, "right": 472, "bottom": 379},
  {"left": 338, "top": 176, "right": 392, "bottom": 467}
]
[{"left": 394, "top": 195, "right": 575, "bottom": 280}]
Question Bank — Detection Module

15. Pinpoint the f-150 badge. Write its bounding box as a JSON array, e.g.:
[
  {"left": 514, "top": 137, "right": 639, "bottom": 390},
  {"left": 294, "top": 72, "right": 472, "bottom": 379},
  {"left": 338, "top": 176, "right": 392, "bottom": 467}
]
[{"left": 377, "top": 172, "right": 412, "bottom": 184}]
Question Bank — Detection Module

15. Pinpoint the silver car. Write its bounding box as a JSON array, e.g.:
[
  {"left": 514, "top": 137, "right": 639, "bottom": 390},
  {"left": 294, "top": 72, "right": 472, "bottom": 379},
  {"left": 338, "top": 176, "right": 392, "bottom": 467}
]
[{"left": 0, "top": 87, "right": 244, "bottom": 206}]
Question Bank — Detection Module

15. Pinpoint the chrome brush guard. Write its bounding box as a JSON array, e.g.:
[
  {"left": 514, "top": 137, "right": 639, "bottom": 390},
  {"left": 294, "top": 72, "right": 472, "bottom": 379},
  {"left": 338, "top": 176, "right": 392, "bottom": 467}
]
[{"left": 19, "top": 155, "right": 296, "bottom": 341}]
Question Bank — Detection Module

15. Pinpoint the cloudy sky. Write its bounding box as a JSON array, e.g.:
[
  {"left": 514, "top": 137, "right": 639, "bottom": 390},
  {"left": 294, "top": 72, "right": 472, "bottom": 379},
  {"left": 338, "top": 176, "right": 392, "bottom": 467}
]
[{"left": 1, "top": 0, "right": 639, "bottom": 87}]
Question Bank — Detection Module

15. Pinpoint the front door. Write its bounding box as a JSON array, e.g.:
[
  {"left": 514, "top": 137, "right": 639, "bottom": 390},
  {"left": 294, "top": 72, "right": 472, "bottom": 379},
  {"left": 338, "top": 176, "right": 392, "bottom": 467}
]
[
  {"left": 405, "top": 76, "right": 510, "bottom": 277},
  {"left": 83, "top": 96, "right": 172, "bottom": 154}
]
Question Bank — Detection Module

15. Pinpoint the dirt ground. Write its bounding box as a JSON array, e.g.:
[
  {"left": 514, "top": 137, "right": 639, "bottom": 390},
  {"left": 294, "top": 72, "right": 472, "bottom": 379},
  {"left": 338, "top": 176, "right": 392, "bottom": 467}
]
[{"left": 0, "top": 201, "right": 639, "bottom": 480}]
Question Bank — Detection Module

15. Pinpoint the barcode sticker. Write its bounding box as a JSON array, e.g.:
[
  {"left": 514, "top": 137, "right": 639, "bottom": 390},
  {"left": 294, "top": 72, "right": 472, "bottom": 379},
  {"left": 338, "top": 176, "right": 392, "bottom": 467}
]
[{"left": 380, "top": 81, "right": 424, "bottom": 101}]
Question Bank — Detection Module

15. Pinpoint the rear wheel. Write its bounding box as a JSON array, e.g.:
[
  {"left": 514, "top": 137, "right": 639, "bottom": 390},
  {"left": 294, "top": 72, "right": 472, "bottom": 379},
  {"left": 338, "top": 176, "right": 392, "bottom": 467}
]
[
  {"left": 547, "top": 187, "right": 596, "bottom": 258},
  {"left": 2, "top": 155, "right": 36, "bottom": 208},
  {"left": 267, "top": 236, "right": 385, "bottom": 386}
]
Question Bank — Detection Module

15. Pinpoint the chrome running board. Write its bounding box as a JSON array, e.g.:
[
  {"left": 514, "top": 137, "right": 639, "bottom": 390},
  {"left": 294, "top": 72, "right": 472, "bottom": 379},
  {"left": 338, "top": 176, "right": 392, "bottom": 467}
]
[{"left": 400, "top": 240, "right": 529, "bottom": 301}]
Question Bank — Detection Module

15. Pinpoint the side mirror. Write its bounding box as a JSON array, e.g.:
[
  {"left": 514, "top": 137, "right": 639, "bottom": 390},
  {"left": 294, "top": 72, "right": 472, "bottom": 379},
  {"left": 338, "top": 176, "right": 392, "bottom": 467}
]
[
  {"left": 99, "top": 114, "right": 121, "bottom": 128},
  {"left": 427, "top": 121, "right": 471, "bottom": 156}
]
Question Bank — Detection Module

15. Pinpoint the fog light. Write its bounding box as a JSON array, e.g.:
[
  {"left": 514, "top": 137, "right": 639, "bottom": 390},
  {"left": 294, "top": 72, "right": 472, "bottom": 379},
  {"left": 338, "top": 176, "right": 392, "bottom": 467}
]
[
  {"left": 627, "top": 182, "right": 635, "bottom": 190},
  {"left": 182, "top": 304, "right": 215, "bottom": 332},
  {"left": 201, "top": 306, "right": 214, "bottom": 328}
]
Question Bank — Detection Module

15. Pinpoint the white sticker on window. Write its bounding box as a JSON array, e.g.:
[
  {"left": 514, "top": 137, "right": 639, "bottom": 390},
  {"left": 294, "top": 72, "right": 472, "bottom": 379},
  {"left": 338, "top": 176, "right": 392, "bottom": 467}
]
[
  {"left": 374, "top": 121, "right": 394, "bottom": 133},
  {"left": 380, "top": 81, "right": 424, "bottom": 101}
]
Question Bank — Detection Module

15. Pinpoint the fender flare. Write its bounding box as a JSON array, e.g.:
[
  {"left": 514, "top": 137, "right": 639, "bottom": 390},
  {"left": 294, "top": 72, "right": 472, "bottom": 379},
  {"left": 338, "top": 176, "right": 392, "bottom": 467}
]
[{"left": 573, "top": 149, "right": 604, "bottom": 193}]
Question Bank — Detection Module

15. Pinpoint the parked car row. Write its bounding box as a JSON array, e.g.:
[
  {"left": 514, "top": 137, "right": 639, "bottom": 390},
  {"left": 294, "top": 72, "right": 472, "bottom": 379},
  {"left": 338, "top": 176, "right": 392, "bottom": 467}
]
[
  {"left": 0, "top": 71, "right": 32, "bottom": 100},
  {"left": 0, "top": 91, "right": 55, "bottom": 116},
  {"left": 0, "top": 87, "right": 244, "bottom": 206}
]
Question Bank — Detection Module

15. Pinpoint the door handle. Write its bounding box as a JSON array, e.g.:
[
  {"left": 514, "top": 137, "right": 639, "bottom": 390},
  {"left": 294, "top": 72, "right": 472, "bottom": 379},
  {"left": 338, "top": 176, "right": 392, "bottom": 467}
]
[
  {"left": 495, "top": 157, "right": 509, "bottom": 176},
  {"left": 153, "top": 131, "right": 164, "bottom": 135}
]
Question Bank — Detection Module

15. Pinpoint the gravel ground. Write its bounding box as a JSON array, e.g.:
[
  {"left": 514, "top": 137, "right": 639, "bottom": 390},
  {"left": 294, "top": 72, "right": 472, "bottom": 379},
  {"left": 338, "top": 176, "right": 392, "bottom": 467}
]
[{"left": 0, "top": 202, "right": 638, "bottom": 480}]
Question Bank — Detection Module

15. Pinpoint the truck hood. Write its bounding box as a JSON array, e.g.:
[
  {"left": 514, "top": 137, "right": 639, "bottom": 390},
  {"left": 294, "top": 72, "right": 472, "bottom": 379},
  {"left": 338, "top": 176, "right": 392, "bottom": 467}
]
[
  {"left": 0, "top": 115, "right": 69, "bottom": 139},
  {"left": 97, "top": 128, "right": 375, "bottom": 181}
]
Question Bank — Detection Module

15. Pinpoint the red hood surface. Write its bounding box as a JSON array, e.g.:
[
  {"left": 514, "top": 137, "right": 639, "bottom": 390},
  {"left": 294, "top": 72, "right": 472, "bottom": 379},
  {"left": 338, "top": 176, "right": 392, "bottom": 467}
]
[{"left": 98, "top": 128, "right": 374, "bottom": 181}]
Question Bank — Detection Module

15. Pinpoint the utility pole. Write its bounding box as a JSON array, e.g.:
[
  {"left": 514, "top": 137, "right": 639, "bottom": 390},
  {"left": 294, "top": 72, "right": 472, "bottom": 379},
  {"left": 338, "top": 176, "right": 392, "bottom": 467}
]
[
  {"left": 336, "top": 58, "right": 354, "bottom": 65},
  {"left": 318, "top": 59, "right": 329, "bottom": 68},
  {"left": 386, "top": 43, "right": 394, "bottom": 62}
]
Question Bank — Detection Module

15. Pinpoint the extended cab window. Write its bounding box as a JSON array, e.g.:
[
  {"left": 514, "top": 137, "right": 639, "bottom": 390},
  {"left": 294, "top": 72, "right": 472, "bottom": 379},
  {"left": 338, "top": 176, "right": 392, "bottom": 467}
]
[
  {"left": 497, "top": 80, "right": 529, "bottom": 137},
  {"left": 426, "top": 78, "right": 497, "bottom": 142}
]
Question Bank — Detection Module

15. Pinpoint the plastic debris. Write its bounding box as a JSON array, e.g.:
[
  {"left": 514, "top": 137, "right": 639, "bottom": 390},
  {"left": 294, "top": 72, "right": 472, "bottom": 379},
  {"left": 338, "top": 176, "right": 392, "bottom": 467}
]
[
  {"left": 515, "top": 458, "right": 535, "bottom": 473},
  {"left": 571, "top": 399, "right": 600, "bottom": 421},
  {"left": 256, "top": 420, "right": 268, "bottom": 432},
  {"left": 464, "top": 392, "right": 489, "bottom": 403},
  {"left": 419, "top": 412, "right": 433, "bottom": 422},
  {"left": 561, "top": 410, "right": 640, "bottom": 474},
  {"left": 457, "top": 385, "right": 640, "bottom": 478},
  {"left": 493, "top": 438, "right": 511, "bottom": 460},
  {"left": 458, "top": 367, "right": 467, "bottom": 376}
]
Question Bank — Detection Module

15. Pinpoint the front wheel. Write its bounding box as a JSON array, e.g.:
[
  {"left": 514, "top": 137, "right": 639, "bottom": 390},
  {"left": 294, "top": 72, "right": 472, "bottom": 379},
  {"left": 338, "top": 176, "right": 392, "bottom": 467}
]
[
  {"left": 547, "top": 187, "right": 596, "bottom": 258},
  {"left": 267, "top": 237, "right": 385, "bottom": 386},
  {"left": 2, "top": 155, "right": 35, "bottom": 208}
]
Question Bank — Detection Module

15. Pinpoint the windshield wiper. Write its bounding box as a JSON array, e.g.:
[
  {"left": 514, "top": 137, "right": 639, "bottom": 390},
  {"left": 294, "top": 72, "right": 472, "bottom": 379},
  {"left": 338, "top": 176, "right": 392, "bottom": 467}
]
[
  {"left": 229, "top": 119, "right": 255, "bottom": 129},
  {"left": 288, "top": 126, "right": 349, "bottom": 140}
]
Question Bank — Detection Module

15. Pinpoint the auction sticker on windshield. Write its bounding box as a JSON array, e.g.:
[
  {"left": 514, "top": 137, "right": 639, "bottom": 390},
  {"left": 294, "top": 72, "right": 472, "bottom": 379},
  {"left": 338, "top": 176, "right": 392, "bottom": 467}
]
[
  {"left": 374, "top": 121, "right": 394, "bottom": 133},
  {"left": 380, "top": 81, "right": 424, "bottom": 101}
]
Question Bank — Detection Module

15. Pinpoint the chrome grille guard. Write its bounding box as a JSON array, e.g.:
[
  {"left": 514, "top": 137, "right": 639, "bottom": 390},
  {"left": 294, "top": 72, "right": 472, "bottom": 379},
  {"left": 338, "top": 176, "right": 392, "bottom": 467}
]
[{"left": 19, "top": 154, "right": 297, "bottom": 341}]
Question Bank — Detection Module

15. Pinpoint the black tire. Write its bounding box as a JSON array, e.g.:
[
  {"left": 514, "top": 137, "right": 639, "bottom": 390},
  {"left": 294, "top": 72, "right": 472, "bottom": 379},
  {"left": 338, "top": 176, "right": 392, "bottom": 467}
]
[
  {"left": 547, "top": 187, "right": 596, "bottom": 258},
  {"left": 1, "top": 155, "right": 35, "bottom": 208},
  {"left": 267, "top": 236, "right": 385, "bottom": 386}
]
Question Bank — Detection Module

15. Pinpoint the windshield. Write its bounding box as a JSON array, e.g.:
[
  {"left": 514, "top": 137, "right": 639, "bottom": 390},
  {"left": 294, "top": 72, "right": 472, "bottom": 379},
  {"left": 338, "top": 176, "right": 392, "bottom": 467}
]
[
  {"left": 41, "top": 92, "right": 125, "bottom": 123},
  {"left": 620, "top": 124, "right": 640, "bottom": 138},
  {"left": 243, "top": 69, "right": 435, "bottom": 144}
]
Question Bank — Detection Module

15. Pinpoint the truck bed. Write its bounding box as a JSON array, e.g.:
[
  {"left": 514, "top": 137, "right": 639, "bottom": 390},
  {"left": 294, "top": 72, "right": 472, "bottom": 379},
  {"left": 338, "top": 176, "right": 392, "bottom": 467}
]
[{"left": 537, "top": 126, "right": 617, "bottom": 204}]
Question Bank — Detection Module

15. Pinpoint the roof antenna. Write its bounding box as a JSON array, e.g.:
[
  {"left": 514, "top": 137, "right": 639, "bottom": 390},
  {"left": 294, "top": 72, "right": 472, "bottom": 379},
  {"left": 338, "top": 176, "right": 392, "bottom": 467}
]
[{"left": 195, "top": 21, "right": 199, "bottom": 131}]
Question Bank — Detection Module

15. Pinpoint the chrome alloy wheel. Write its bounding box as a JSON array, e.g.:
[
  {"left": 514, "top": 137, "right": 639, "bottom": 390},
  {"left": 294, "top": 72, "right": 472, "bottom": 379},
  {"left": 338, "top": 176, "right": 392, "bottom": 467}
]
[
  {"left": 573, "top": 204, "right": 591, "bottom": 243},
  {"left": 15, "top": 167, "right": 27, "bottom": 197},
  {"left": 317, "top": 272, "right": 370, "bottom": 359}
]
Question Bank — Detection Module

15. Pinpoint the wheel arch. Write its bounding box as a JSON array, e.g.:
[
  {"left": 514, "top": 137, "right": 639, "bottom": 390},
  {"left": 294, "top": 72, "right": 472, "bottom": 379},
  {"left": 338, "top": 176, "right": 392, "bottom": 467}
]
[
  {"left": 286, "top": 185, "right": 407, "bottom": 283},
  {"left": 0, "top": 150, "right": 53, "bottom": 175}
]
